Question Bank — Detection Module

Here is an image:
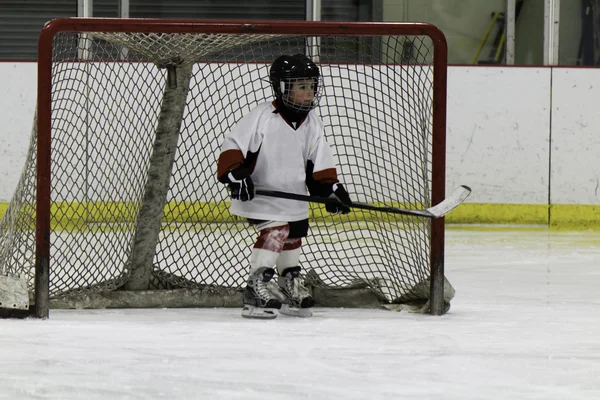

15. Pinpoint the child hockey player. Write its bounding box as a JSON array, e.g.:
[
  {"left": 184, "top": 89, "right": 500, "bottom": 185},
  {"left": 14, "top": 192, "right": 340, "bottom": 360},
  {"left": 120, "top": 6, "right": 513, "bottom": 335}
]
[{"left": 216, "top": 54, "right": 352, "bottom": 319}]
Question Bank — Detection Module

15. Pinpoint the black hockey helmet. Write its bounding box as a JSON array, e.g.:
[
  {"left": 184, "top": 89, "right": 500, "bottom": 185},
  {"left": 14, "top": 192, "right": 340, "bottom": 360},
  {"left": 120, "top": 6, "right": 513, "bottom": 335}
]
[{"left": 269, "top": 54, "right": 322, "bottom": 112}]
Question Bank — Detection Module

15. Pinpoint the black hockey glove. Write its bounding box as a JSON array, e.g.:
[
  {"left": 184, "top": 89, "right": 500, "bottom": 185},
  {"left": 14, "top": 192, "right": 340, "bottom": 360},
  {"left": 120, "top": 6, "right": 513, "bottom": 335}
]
[
  {"left": 222, "top": 168, "right": 254, "bottom": 202},
  {"left": 326, "top": 183, "right": 352, "bottom": 215}
]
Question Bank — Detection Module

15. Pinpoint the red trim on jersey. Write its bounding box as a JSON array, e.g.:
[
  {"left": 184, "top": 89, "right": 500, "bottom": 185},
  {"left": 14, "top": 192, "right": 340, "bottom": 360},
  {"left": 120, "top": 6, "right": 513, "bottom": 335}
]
[
  {"left": 216, "top": 149, "right": 244, "bottom": 179},
  {"left": 313, "top": 168, "right": 338, "bottom": 184}
]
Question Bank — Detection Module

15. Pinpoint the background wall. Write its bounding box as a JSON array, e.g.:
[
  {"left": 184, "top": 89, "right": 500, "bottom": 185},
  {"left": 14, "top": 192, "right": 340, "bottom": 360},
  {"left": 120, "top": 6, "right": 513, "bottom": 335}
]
[
  {"left": 559, "top": 0, "right": 583, "bottom": 65},
  {"left": 382, "top": 0, "right": 583, "bottom": 65},
  {"left": 1, "top": 62, "right": 599, "bottom": 226},
  {"left": 0, "top": 0, "right": 588, "bottom": 65},
  {"left": 383, "top": 0, "right": 506, "bottom": 64}
]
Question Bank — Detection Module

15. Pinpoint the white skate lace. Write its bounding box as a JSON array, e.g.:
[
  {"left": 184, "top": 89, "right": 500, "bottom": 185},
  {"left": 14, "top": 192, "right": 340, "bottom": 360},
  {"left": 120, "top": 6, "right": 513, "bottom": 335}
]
[
  {"left": 256, "top": 280, "right": 274, "bottom": 300},
  {"left": 284, "top": 274, "right": 302, "bottom": 300}
]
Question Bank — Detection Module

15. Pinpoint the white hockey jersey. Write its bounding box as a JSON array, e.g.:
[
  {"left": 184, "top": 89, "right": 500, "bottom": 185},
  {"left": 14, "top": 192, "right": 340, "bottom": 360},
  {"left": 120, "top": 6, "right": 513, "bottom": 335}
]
[{"left": 218, "top": 101, "right": 338, "bottom": 221}]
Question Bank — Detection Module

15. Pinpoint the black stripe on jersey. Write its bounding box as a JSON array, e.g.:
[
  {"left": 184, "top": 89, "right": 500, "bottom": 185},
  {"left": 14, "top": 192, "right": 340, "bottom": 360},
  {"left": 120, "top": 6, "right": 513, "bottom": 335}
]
[{"left": 244, "top": 145, "right": 261, "bottom": 174}]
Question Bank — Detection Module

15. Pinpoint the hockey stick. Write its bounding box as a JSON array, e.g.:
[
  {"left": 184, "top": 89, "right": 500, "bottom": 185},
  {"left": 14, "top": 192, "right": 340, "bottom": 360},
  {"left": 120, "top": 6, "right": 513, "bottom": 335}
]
[{"left": 255, "top": 185, "right": 471, "bottom": 219}]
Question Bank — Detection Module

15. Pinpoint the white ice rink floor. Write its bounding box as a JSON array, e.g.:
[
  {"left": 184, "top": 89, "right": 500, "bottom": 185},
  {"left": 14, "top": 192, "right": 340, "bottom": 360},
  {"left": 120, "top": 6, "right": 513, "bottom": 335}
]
[{"left": 1, "top": 228, "right": 599, "bottom": 400}]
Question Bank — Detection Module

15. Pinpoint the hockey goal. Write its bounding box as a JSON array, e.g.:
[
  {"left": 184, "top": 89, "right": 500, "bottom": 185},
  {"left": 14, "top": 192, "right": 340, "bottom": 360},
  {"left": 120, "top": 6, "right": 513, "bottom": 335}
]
[{"left": 0, "top": 19, "right": 450, "bottom": 318}]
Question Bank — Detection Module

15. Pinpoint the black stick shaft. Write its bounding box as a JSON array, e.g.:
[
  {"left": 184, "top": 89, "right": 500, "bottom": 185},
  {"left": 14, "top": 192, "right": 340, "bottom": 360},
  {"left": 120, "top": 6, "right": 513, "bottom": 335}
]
[{"left": 255, "top": 189, "right": 432, "bottom": 218}]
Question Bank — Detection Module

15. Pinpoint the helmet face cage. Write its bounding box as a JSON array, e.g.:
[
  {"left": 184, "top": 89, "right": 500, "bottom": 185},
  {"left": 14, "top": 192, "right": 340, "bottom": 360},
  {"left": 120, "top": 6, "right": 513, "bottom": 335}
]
[
  {"left": 278, "top": 75, "right": 324, "bottom": 112},
  {"left": 270, "top": 54, "right": 323, "bottom": 112}
]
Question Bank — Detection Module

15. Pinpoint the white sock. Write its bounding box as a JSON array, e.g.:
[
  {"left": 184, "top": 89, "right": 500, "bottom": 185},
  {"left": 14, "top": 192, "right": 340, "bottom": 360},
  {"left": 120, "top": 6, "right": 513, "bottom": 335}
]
[
  {"left": 249, "top": 248, "right": 279, "bottom": 275},
  {"left": 276, "top": 239, "right": 301, "bottom": 275}
]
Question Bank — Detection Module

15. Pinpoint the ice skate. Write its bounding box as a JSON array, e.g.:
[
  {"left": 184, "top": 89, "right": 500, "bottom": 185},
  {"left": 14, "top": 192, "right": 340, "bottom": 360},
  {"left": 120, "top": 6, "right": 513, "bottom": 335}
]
[
  {"left": 278, "top": 266, "right": 315, "bottom": 318},
  {"left": 241, "top": 267, "right": 282, "bottom": 319}
]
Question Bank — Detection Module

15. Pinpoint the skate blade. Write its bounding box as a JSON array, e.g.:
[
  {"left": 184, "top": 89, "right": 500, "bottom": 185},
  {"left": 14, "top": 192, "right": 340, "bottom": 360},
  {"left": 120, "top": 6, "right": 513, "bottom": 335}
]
[
  {"left": 241, "top": 305, "right": 278, "bottom": 319},
  {"left": 280, "top": 304, "right": 312, "bottom": 318}
]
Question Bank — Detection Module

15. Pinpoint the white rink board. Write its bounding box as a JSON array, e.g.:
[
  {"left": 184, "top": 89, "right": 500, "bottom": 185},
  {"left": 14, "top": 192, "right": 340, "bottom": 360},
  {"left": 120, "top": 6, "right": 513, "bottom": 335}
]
[
  {"left": 0, "top": 62, "right": 37, "bottom": 200},
  {"left": 550, "top": 68, "right": 600, "bottom": 204},
  {"left": 446, "top": 67, "right": 551, "bottom": 204}
]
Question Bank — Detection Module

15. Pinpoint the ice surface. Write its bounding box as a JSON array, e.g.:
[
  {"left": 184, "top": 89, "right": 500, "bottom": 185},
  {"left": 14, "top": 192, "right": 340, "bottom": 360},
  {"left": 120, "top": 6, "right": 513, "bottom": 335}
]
[{"left": 1, "top": 229, "right": 599, "bottom": 399}]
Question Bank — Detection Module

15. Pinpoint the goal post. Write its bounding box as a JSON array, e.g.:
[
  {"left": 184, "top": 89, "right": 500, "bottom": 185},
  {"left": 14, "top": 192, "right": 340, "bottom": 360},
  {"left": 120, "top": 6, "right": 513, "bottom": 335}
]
[{"left": 0, "top": 18, "right": 449, "bottom": 319}]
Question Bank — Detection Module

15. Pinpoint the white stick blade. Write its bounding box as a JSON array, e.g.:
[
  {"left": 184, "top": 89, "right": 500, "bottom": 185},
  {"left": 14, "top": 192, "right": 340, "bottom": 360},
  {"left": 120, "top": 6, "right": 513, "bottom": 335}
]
[{"left": 426, "top": 185, "right": 472, "bottom": 218}]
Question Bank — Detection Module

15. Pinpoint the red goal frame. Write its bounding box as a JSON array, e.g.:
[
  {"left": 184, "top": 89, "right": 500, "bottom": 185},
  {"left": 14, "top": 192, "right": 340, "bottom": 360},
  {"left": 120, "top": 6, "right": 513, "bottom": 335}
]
[{"left": 35, "top": 18, "right": 448, "bottom": 318}]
